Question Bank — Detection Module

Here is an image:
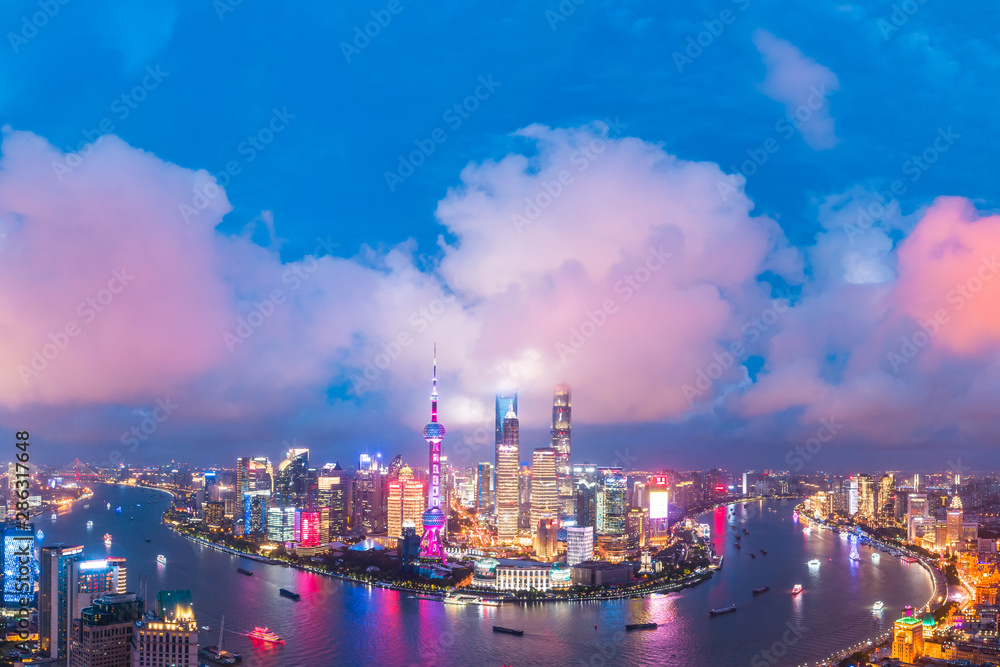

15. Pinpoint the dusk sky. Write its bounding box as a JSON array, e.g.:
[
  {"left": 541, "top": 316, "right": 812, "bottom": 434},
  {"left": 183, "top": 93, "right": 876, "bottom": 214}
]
[{"left": 2, "top": 1, "right": 999, "bottom": 472}]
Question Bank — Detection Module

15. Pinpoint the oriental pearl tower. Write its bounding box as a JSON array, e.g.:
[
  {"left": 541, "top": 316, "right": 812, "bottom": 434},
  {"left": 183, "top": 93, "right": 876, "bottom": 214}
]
[{"left": 420, "top": 346, "right": 446, "bottom": 562}]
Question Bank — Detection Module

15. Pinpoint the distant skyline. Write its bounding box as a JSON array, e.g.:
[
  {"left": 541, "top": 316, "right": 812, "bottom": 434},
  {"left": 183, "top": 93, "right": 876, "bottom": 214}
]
[{"left": 2, "top": 3, "right": 1000, "bottom": 471}]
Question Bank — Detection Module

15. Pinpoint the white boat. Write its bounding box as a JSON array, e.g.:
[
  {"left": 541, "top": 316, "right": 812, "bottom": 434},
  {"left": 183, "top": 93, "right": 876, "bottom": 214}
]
[
  {"left": 871, "top": 553, "right": 879, "bottom": 562},
  {"left": 106, "top": 503, "right": 111, "bottom": 510},
  {"left": 86, "top": 520, "right": 93, "bottom": 528},
  {"left": 50, "top": 513, "right": 57, "bottom": 521},
  {"left": 156, "top": 555, "right": 167, "bottom": 565},
  {"left": 35, "top": 530, "right": 44, "bottom": 540},
  {"left": 807, "top": 559, "right": 820, "bottom": 566},
  {"left": 872, "top": 601, "right": 884, "bottom": 611}
]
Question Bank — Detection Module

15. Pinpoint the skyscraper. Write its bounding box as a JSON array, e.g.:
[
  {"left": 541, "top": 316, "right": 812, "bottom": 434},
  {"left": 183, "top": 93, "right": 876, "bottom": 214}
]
[
  {"left": 237, "top": 456, "right": 273, "bottom": 521},
  {"left": 495, "top": 406, "right": 520, "bottom": 543},
  {"left": 420, "top": 348, "right": 447, "bottom": 562},
  {"left": 70, "top": 593, "right": 143, "bottom": 667},
  {"left": 319, "top": 463, "right": 348, "bottom": 539},
  {"left": 599, "top": 469, "right": 627, "bottom": 537},
  {"left": 353, "top": 453, "right": 384, "bottom": 533},
  {"left": 550, "top": 384, "right": 572, "bottom": 518},
  {"left": 476, "top": 462, "right": 493, "bottom": 514},
  {"left": 40, "top": 544, "right": 84, "bottom": 659},
  {"left": 131, "top": 590, "right": 198, "bottom": 666},
  {"left": 266, "top": 506, "right": 296, "bottom": 542},
  {"left": 947, "top": 495, "right": 964, "bottom": 552},
  {"left": 566, "top": 526, "right": 594, "bottom": 566},
  {"left": 2, "top": 523, "right": 36, "bottom": 608},
  {"left": 858, "top": 474, "right": 876, "bottom": 522},
  {"left": 530, "top": 448, "right": 558, "bottom": 536},
  {"left": 494, "top": 390, "right": 518, "bottom": 509},
  {"left": 242, "top": 491, "right": 269, "bottom": 536},
  {"left": 276, "top": 448, "right": 309, "bottom": 508}
]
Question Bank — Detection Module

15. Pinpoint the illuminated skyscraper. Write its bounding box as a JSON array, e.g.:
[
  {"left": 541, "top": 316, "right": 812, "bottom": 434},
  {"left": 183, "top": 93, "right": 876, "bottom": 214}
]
[
  {"left": 496, "top": 406, "right": 520, "bottom": 543},
  {"left": 131, "top": 590, "right": 198, "bottom": 666},
  {"left": 419, "top": 348, "right": 447, "bottom": 562},
  {"left": 858, "top": 474, "right": 876, "bottom": 522},
  {"left": 276, "top": 448, "right": 309, "bottom": 508},
  {"left": 295, "top": 509, "right": 323, "bottom": 548},
  {"left": 266, "top": 507, "right": 296, "bottom": 542},
  {"left": 318, "top": 463, "right": 348, "bottom": 538},
  {"left": 237, "top": 456, "right": 273, "bottom": 520},
  {"left": 242, "top": 491, "right": 269, "bottom": 536},
  {"left": 566, "top": 526, "right": 594, "bottom": 566},
  {"left": 353, "top": 453, "right": 384, "bottom": 533},
  {"left": 599, "top": 469, "right": 627, "bottom": 536},
  {"left": 947, "top": 495, "right": 963, "bottom": 552},
  {"left": 2, "top": 524, "right": 35, "bottom": 608},
  {"left": 550, "top": 384, "right": 572, "bottom": 518},
  {"left": 907, "top": 493, "right": 929, "bottom": 542},
  {"left": 477, "top": 462, "right": 493, "bottom": 514},
  {"left": 40, "top": 544, "right": 84, "bottom": 659},
  {"left": 71, "top": 592, "right": 144, "bottom": 667},
  {"left": 892, "top": 616, "right": 924, "bottom": 662},
  {"left": 494, "top": 390, "right": 518, "bottom": 509},
  {"left": 530, "top": 448, "right": 558, "bottom": 536}
]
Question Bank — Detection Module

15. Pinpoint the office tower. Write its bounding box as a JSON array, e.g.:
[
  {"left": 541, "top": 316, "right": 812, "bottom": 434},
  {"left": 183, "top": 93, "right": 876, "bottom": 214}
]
[
  {"left": 266, "top": 506, "right": 296, "bottom": 542},
  {"left": 69, "top": 557, "right": 128, "bottom": 643},
  {"left": 575, "top": 479, "right": 597, "bottom": 531},
  {"left": 494, "top": 390, "right": 518, "bottom": 508},
  {"left": 387, "top": 477, "right": 404, "bottom": 539},
  {"left": 907, "top": 493, "right": 929, "bottom": 542},
  {"left": 530, "top": 448, "right": 558, "bottom": 536},
  {"left": 519, "top": 464, "right": 532, "bottom": 530},
  {"left": 276, "top": 448, "right": 309, "bottom": 508},
  {"left": 626, "top": 507, "right": 648, "bottom": 550},
  {"left": 131, "top": 590, "right": 198, "bottom": 666},
  {"left": 387, "top": 455, "right": 403, "bottom": 482},
  {"left": 402, "top": 467, "right": 425, "bottom": 538},
  {"left": 648, "top": 475, "right": 670, "bottom": 540},
  {"left": 878, "top": 474, "right": 895, "bottom": 525},
  {"left": 2, "top": 523, "right": 35, "bottom": 607},
  {"left": 858, "top": 474, "right": 876, "bottom": 521},
  {"left": 495, "top": 406, "right": 520, "bottom": 543},
  {"left": 599, "top": 469, "right": 627, "bottom": 536},
  {"left": 534, "top": 517, "right": 558, "bottom": 560},
  {"left": 40, "top": 544, "right": 84, "bottom": 659},
  {"left": 476, "top": 462, "right": 493, "bottom": 514},
  {"left": 242, "top": 491, "right": 269, "bottom": 536},
  {"left": 70, "top": 593, "right": 143, "bottom": 667},
  {"left": 353, "top": 453, "right": 384, "bottom": 533},
  {"left": 566, "top": 526, "right": 594, "bottom": 566},
  {"left": 439, "top": 454, "right": 450, "bottom": 541},
  {"left": 891, "top": 617, "right": 924, "bottom": 662},
  {"left": 319, "top": 463, "right": 348, "bottom": 539},
  {"left": 204, "top": 501, "right": 225, "bottom": 527},
  {"left": 550, "top": 384, "right": 573, "bottom": 518},
  {"left": 847, "top": 477, "right": 859, "bottom": 516},
  {"left": 295, "top": 509, "right": 323, "bottom": 548},
  {"left": 236, "top": 456, "right": 273, "bottom": 519},
  {"left": 947, "top": 496, "right": 964, "bottom": 552},
  {"left": 632, "top": 481, "right": 649, "bottom": 512}
]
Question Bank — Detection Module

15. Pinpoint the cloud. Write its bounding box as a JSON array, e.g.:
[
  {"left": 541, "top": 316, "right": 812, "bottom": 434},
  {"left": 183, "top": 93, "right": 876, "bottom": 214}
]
[{"left": 752, "top": 29, "right": 841, "bottom": 150}]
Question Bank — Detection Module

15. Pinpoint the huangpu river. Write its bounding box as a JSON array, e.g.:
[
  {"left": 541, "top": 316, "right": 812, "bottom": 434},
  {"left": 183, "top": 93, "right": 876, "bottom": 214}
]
[{"left": 42, "top": 487, "right": 933, "bottom": 666}]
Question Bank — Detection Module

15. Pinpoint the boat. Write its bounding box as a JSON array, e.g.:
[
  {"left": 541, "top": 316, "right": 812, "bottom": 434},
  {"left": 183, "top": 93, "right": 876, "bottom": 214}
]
[
  {"left": 200, "top": 616, "right": 238, "bottom": 664},
  {"left": 145, "top": 538, "right": 151, "bottom": 543},
  {"left": 279, "top": 589, "right": 300, "bottom": 600},
  {"left": 807, "top": 559, "right": 820, "bottom": 566},
  {"left": 792, "top": 584, "right": 803, "bottom": 595},
  {"left": 872, "top": 601, "right": 884, "bottom": 611},
  {"left": 709, "top": 604, "right": 737, "bottom": 616},
  {"left": 129, "top": 516, "right": 134, "bottom": 521},
  {"left": 106, "top": 503, "right": 111, "bottom": 510},
  {"left": 492, "top": 626, "right": 524, "bottom": 636},
  {"left": 477, "top": 598, "right": 501, "bottom": 607},
  {"left": 86, "top": 520, "right": 93, "bottom": 528},
  {"left": 157, "top": 555, "right": 167, "bottom": 565},
  {"left": 760, "top": 549, "right": 766, "bottom": 555},
  {"left": 36, "top": 529, "right": 44, "bottom": 540},
  {"left": 750, "top": 553, "right": 756, "bottom": 559},
  {"left": 625, "top": 622, "right": 658, "bottom": 631},
  {"left": 84, "top": 504, "right": 89, "bottom": 508},
  {"left": 50, "top": 513, "right": 57, "bottom": 521},
  {"left": 752, "top": 586, "right": 770, "bottom": 595},
  {"left": 237, "top": 568, "right": 253, "bottom": 576},
  {"left": 201, "top": 625, "right": 210, "bottom": 631},
  {"left": 871, "top": 553, "right": 879, "bottom": 562},
  {"left": 103, "top": 533, "right": 112, "bottom": 546},
  {"left": 734, "top": 543, "right": 741, "bottom": 549},
  {"left": 743, "top": 528, "right": 749, "bottom": 535},
  {"left": 247, "top": 626, "right": 284, "bottom": 644}
]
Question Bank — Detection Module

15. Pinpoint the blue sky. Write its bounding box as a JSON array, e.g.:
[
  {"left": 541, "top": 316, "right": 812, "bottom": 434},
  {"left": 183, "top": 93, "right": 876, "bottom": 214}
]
[{"left": 2, "top": 0, "right": 999, "bottom": 471}]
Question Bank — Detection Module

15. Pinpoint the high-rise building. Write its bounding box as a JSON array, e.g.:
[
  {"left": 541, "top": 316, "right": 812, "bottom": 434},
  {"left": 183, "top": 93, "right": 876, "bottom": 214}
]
[
  {"left": 242, "top": 491, "right": 269, "bottom": 536},
  {"left": 550, "top": 384, "right": 572, "bottom": 519},
  {"left": 847, "top": 477, "right": 859, "bottom": 516},
  {"left": 70, "top": 593, "right": 143, "bottom": 667},
  {"left": 40, "top": 544, "right": 84, "bottom": 659},
  {"left": 494, "top": 390, "right": 518, "bottom": 509},
  {"left": 575, "top": 479, "right": 597, "bottom": 531},
  {"left": 878, "top": 474, "right": 895, "bottom": 526},
  {"left": 2, "top": 523, "right": 36, "bottom": 608},
  {"left": 236, "top": 456, "right": 273, "bottom": 520},
  {"left": 387, "top": 478, "right": 404, "bottom": 539},
  {"left": 387, "top": 465, "right": 426, "bottom": 539},
  {"left": 495, "top": 406, "right": 521, "bottom": 543},
  {"left": 69, "top": 557, "right": 128, "bottom": 639},
  {"left": 266, "top": 506, "right": 296, "bottom": 542},
  {"left": 534, "top": 517, "right": 559, "bottom": 560},
  {"left": 599, "top": 469, "right": 627, "bottom": 536},
  {"left": 439, "top": 454, "right": 450, "bottom": 541},
  {"left": 476, "top": 462, "right": 493, "bottom": 514},
  {"left": 276, "top": 448, "right": 309, "bottom": 508},
  {"left": 402, "top": 472, "right": 425, "bottom": 539},
  {"left": 627, "top": 507, "right": 648, "bottom": 550},
  {"left": 353, "top": 453, "right": 384, "bottom": 533},
  {"left": 648, "top": 475, "right": 670, "bottom": 541},
  {"left": 947, "top": 496, "right": 964, "bottom": 552},
  {"left": 907, "top": 493, "right": 929, "bottom": 542},
  {"left": 204, "top": 501, "right": 225, "bottom": 527},
  {"left": 566, "top": 526, "right": 594, "bottom": 566},
  {"left": 131, "top": 590, "right": 199, "bottom": 666},
  {"left": 295, "top": 509, "right": 323, "bottom": 548},
  {"left": 318, "top": 463, "right": 348, "bottom": 539},
  {"left": 420, "top": 349, "right": 447, "bottom": 562},
  {"left": 857, "top": 474, "right": 876, "bottom": 521},
  {"left": 891, "top": 616, "right": 924, "bottom": 662},
  {"left": 530, "top": 448, "right": 558, "bottom": 536}
]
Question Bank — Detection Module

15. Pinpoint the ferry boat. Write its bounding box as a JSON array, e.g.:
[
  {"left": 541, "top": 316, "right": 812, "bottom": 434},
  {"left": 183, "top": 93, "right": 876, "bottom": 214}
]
[
  {"left": 247, "top": 626, "right": 285, "bottom": 644},
  {"left": 86, "top": 520, "right": 93, "bottom": 528},
  {"left": 156, "top": 555, "right": 167, "bottom": 565},
  {"left": 792, "top": 584, "right": 803, "bottom": 595},
  {"left": 625, "top": 622, "right": 658, "bottom": 631},
  {"left": 759, "top": 549, "right": 766, "bottom": 555},
  {"left": 749, "top": 553, "right": 756, "bottom": 559},
  {"left": 50, "top": 513, "right": 57, "bottom": 521},
  {"left": 279, "top": 589, "right": 300, "bottom": 600},
  {"left": 752, "top": 586, "right": 770, "bottom": 595},
  {"left": 807, "top": 559, "right": 821, "bottom": 567},
  {"left": 83, "top": 504, "right": 89, "bottom": 508},
  {"left": 106, "top": 503, "right": 111, "bottom": 510},
  {"left": 477, "top": 598, "right": 501, "bottom": 607},
  {"left": 709, "top": 604, "right": 737, "bottom": 617},
  {"left": 35, "top": 529, "right": 44, "bottom": 540},
  {"left": 237, "top": 568, "right": 253, "bottom": 576},
  {"left": 492, "top": 626, "right": 524, "bottom": 636},
  {"left": 872, "top": 601, "right": 884, "bottom": 611},
  {"left": 872, "top": 553, "right": 880, "bottom": 562},
  {"left": 103, "top": 534, "right": 112, "bottom": 546}
]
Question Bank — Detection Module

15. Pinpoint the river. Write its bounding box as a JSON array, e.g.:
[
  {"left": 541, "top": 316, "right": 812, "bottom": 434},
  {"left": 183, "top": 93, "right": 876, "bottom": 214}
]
[{"left": 41, "top": 488, "right": 932, "bottom": 666}]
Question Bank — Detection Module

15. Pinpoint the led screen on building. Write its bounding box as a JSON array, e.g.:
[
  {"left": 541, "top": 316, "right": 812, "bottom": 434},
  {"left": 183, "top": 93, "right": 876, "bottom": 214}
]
[{"left": 649, "top": 490, "right": 669, "bottom": 520}]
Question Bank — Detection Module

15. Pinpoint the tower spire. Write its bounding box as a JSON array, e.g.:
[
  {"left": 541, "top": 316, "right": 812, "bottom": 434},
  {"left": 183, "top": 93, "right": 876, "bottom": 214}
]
[{"left": 431, "top": 343, "right": 438, "bottom": 422}]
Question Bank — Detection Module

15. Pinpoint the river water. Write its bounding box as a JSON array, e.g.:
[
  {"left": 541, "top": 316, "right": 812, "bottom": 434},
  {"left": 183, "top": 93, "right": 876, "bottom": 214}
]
[{"left": 42, "top": 488, "right": 933, "bottom": 666}]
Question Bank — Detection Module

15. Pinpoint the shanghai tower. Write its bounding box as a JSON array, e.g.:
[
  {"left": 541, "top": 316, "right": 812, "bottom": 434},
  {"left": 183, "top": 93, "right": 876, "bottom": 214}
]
[
  {"left": 551, "top": 384, "right": 572, "bottom": 518},
  {"left": 419, "top": 347, "right": 446, "bottom": 562}
]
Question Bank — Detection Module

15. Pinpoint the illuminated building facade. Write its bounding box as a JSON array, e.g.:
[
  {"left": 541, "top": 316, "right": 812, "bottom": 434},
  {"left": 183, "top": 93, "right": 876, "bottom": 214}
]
[
  {"left": 318, "top": 463, "right": 348, "bottom": 538},
  {"left": 266, "top": 507, "right": 296, "bottom": 543},
  {"left": 131, "top": 589, "right": 199, "bottom": 666},
  {"left": 534, "top": 517, "right": 559, "bottom": 560},
  {"left": 575, "top": 479, "right": 597, "bottom": 531},
  {"left": 242, "top": 491, "right": 269, "bottom": 536},
  {"left": 907, "top": 493, "right": 929, "bottom": 542},
  {"left": 550, "top": 384, "right": 572, "bottom": 518},
  {"left": 275, "top": 448, "right": 309, "bottom": 508},
  {"left": 476, "top": 462, "right": 492, "bottom": 514},
  {"left": 892, "top": 616, "right": 924, "bottom": 662},
  {"left": 2, "top": 524, "right": 36, "bottom": 607},
  {"left": 566, "top": 526, "right": 594, "bottom": 566},
  {"left": 947, "top": 496, "right": 964, "bottom": 552},
  {"left": 472, "top": 558, "right": 567, "bottom": 592},
  {"left": 496, "top": 406, "right": 521, "bottom": 543},
  {"left": 40, "top": 544, "right": 84, "bottom": 659},
  {"left": 70, "top": 593, "right": 143, "bottom": 667},
  {"left": 353, "top": 453, "right": 384, "bottom": 533},
  {"left": 204, "top": 501, "right": 225, "bottom": 528},
  {"left": 858, "top": 474, "right": 876, "bottom": 522},
  {"left": 530, "top": 447, "right": 558, "bottom": 536},
  {"left": 70, "top": 557, "right": 128, "bottom": 634},
  {"left": 626, "top": 507, "right": 648, "bottom": 550},
  {"left": 495, "top": 390, "right": 518, "bottom": 508},
  {"left": 236, "top": 456, "right": 273, "bottom": 521},
  {"left": 599, "top": 469, "right": 627, "bottom": 536},
  {"left": 648, "top": 475, "right": 670, "bottom": 540},
  {"left": 295, "top": 509, "right": 322, "bottom": 548}
]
